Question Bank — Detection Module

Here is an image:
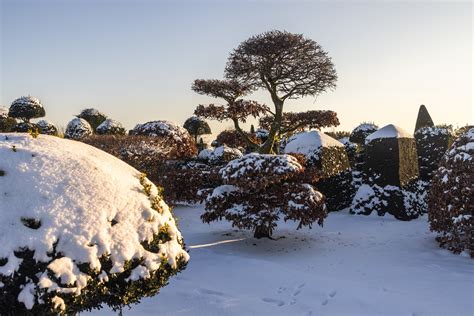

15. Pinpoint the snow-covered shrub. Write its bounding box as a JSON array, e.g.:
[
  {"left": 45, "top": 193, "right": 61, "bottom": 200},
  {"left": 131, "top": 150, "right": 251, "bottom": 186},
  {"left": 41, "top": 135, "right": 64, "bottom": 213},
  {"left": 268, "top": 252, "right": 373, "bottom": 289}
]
[
  {"left": 428, "top": 128, "right": 473, "bottom": 257},
  {"left": 197, "top": 148, "right": 213, "bottom": 161},
  {"left": 349, "top": 123, "right": 378, "bottom": 144},
  {"left": 284, "top": 131, "right": 354, "bottom": 212},
  {"left": 351, "top": 124, "right": 422, "bottom": 220},
  {"left": 415, "top": 126, "right": 454, "bottom": 181},
  {"left": 76, "top": 108, "right": 107, "bottom": 131},
  {"left": 202, "top": 154, "right": 327, "bottom": 238},
  {"left": 215, "top": 129, "right": 259, "bottom": 150},
  {"left": 13, "top": 121, "right": 38, "bottom": 133},
  {"left": 0, "top": 134, "right": 188, "bottom": 314},
  {"left": 8, "top": 96, "right": 45, "bottom": 122},
  {"left": 37, "top": 120, "right": 59, "bottom": 136},
  {"left": 96, "top": 119, "right": 126, "bottom": 135},
  {"left": 208, "top": 145, "right": 243, "bottom": 165},
  {"left": 64, "top": 118, "right": 93, "bottom": 140}
]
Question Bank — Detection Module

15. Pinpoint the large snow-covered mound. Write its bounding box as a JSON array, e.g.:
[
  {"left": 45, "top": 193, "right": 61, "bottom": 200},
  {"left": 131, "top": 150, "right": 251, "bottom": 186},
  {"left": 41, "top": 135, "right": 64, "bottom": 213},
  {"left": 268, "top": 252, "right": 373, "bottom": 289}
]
[
  {"left": 0, "top": 134, "right": 189, "bottom": 313},
  {"left": 365, "top": 124, "right": 412, "bottom": 143},
  {"left": 284, "top": 130, "right": 343, "bottom": 157}
]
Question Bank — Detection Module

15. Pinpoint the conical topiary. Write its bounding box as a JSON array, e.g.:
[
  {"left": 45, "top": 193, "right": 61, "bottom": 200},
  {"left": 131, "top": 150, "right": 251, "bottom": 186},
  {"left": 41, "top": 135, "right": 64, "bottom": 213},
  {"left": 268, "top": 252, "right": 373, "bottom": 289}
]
[{"left": 414, "top": 104, "right": 434, "bottom": 132}]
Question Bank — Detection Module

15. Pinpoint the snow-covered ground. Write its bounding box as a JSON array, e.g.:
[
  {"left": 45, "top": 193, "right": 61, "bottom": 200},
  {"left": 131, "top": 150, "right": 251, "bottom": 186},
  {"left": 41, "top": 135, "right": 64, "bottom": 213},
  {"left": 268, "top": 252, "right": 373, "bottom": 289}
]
[{"left": 87, "top": 205, "right": 473, "bottom": 316}]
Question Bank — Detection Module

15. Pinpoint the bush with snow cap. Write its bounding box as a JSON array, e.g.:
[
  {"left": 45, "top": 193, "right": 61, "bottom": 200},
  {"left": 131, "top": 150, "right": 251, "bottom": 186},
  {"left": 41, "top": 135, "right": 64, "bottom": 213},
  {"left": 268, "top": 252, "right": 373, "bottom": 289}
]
[
  {"left": 202, "top": 153, "right": 327, "bottom": 238},
  {"left": 208, "top": 145, "right": 243, "bottom": 165},
  {"left": 76, "top": 108, "right": 107, "bottom": 131},
  {"left": 338, "top": 136, "right": 358, "bottom": 167},
  {"left": 37, "top": 120, "right": 59, "bottom": 136},
  {"left": 8, "top": 96, "right": 45, "bottom": 123},
  {"left": 13, "top": 121, "right": 38, "bottom": 133},
  {"left": 349, "top": 123, "right": 378, "bottom": 144},
  {"left": 428, "top": 128, "right": 473, "bottom": 257},
  {"left": 0, "top": 134, "right": 188, "bottom": 314},
  {"left": 215, "top": 129, "right": 259, "bottom": 151},
  {"left": 96, "top": 119, "right": 126, "bottom": 135},
  {"left": 351, "top": 124, "right": 422, "bottom": 220},
  {"left": 64, "top": 118, "right": 93, "bottom": 140},
  {"left": 284, "top": 131, "right": 354, "bottom": 212}
]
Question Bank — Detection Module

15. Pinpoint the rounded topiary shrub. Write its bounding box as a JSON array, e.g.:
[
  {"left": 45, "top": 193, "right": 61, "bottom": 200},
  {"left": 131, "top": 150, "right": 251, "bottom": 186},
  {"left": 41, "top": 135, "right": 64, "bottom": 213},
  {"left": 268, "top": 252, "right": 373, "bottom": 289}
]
[
  {"left": 96, "top": 119, "right": 126, "bottom": 135},
  {"left": 76, "top": 108, "right": 107, "bottom": 131},
  {"left": 428, "top": 128, "right": 473, "bottom": 257},
  {"left": 37, "top": 120, "right": 59, "bottom": 136},
  {"left": 0, "top": 134, "right": 189, "bottom": 315},
  {"left": 13, "top": 122, "right": 38, "bottom": 133},
  {"left": 183, "top": 116, "right": 211, "bottom": 143},
  {"left": 349, "top": 123, "right": 378, "bottom": 144},
  {"left": 202, "top": 153, "right": 326, "bottom": 238},
  {"left": 284, "top": 131, "right": 354, "bottom": 212},
  {"left": 64, "top": 118, "right": 93, "bottom": 140},
  {"left": 0, "top": 106, "right": 16, "bottom": 133},
  {"left": 8, "top": 96, "right": 45, "bottom": 122}
]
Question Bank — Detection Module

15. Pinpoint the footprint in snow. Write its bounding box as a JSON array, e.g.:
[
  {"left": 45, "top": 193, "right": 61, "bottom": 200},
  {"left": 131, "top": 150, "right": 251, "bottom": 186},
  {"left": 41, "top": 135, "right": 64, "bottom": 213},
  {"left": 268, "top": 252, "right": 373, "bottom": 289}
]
[
  {"left": 329, "top": 290, "right": 337, "bottom": 298},
  {"left": 293, "top": 282, "right": 306, "bottom": 296},
  {"left": 262, "top": 297, "right": 285, "bottom": 307},
  {"left": 321, "top": 290, "right": 337, "bottom": 305},
  {"left": 198, "top": 288, "right": 226, "bottom": 296}
]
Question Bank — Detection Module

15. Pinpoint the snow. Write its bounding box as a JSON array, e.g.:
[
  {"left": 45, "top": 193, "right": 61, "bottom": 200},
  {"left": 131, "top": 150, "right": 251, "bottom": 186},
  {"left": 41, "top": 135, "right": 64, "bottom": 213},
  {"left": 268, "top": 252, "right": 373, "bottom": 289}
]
[
  {"left": 0, "top": 106, "right": 8, "bottom": 119},
  {"left": 365, "top": 124, "right": 412, "bottom": 143},
  {"left": 284, "top": 131, "right": 343, "bottom": 160},
  {"left": 86, "top": 204, "right": 473, "bottom": 316},
  {"left": 0, "top": 134, "right": 189, "bottom": 309},
  {"left": 220, "top": 153, "right": 302, "bottom": 182},
  {"left": 197, "top": 148, "right": 213, "bottom": 160},
  {"left": 208, "top": 145, "right": 242, "bottom": 164}
]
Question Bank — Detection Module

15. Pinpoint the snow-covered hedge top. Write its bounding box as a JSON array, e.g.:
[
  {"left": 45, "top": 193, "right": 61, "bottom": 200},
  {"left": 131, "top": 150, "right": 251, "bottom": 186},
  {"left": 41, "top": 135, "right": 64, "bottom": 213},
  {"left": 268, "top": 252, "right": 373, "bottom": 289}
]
[
  {"left": 415, "top": 126, "right": 453, "bottom": 138},
  {"left": 130, "top": 120, "right": 191, "bottom": 142},
  {"left": 64, "top": 118, "right": 93, "bottom": 140},
  {"left": 284, "top": 130, "right": 343, "bottom": 158},
  {"left": 10, "top": 96, "right": 43, "bottom": 109},
  {"left": 445, "top": 128, "right": 474, "bottom": 162},
  {"left": 365, "top": 124, "right": 413, "bottom": 143},
  {"left": 220, "top": 153, "right": 303, "bottom": 189},
  {"left": 78, "top": 108, "right": 105, "bottom": 117},
  {"left": 0, "top": 134, "right": 189, "bottom": 308},
  {"left": 96, "top": 118, "right": 125, "bottom": 135},
  {"left": 208, "top": 145, "right": 243, "bottom": 163},
  {"left": 0, "top": 106, "right": 8, "bottom": 119}
]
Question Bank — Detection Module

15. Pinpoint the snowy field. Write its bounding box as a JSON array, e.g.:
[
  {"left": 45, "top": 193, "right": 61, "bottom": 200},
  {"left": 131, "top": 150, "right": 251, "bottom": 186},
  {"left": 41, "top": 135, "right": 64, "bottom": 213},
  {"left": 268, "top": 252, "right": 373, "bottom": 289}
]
[{"left": 87, "top": 205, "right": 473, "bottom": 316}]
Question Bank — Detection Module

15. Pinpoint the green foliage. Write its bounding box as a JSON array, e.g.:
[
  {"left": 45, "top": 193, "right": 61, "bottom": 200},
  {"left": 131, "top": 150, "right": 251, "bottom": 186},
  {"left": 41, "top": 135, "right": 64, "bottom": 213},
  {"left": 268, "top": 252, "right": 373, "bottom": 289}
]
[{"left": 414, "top": 104, "right": 434, "bottom": 132}]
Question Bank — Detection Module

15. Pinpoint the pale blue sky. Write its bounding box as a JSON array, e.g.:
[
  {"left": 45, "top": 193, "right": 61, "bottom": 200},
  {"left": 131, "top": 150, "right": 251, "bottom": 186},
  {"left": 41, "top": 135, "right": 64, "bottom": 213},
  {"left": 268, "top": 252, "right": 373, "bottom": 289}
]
[{"left": 1, "top": 0, "right": 472, "bottom": 135}]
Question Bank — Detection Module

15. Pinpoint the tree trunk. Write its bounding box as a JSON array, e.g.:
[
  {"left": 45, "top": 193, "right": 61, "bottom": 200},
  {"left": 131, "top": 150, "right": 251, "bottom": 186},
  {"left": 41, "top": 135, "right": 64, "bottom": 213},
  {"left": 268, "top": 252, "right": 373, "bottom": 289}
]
[
  {"left": 254, "top": 224, "right": 272, "bottom": 239},
  {"left": 259, "top": 92, "right": 283, "bottom": 154}
]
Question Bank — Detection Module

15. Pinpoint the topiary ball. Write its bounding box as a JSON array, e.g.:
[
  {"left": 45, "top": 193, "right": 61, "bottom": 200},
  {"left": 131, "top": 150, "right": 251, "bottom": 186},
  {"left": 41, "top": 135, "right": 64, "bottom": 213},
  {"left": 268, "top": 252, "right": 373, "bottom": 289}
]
[{"left": 0, "top": 134, "right": 189, "bottom": 314}]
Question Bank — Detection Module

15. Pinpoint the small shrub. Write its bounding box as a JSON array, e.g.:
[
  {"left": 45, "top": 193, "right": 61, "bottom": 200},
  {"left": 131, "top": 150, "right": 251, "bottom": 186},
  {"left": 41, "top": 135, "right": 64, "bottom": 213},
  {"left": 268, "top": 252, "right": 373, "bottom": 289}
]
[
  {"left": 202, "top": 154, "right": 327, "bottom": 238},
  {"left": 8, "top": 96, "right": 45, "bottom": 122},
  {"left": 76, "top": 108, "right": 107, "bottom": 131},
  {"left": 64, "top": 118, "right": 93, "bottom": 140},
  {"left": 96, "top": 119, "right": 126, "bottom": 135}
]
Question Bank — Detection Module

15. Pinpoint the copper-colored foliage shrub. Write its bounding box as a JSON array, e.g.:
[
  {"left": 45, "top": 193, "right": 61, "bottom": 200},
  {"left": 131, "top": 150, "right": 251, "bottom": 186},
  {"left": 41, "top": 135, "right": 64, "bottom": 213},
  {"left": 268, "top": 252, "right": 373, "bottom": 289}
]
[
  {"left": 215, "top": 129, "right": 260, "bottom": 149},
  {"left": 428, "top": 128, "right": 473, "bottom": 257},
  {"left": 202, "top": 153, "right": 327, "bottom": 238},
  {"left": 83, "top": 134, "right": 198, "bottom": 204}
]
